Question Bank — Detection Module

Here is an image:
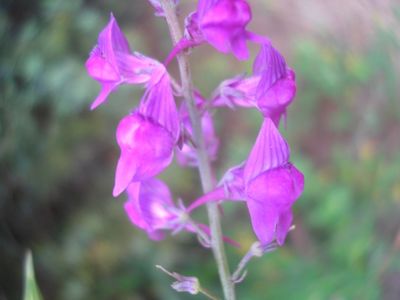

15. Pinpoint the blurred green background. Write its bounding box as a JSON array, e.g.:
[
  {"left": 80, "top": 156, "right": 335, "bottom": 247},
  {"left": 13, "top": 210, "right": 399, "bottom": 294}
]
[{"left": 1, "top": 0, "right": 400, "bottom": 299}]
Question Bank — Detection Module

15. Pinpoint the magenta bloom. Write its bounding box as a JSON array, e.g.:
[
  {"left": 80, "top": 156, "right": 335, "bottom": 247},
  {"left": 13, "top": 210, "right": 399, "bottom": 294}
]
[
  {"left": 185, "top": 0, "right": 252, "bottom": 60},
  {"left": 189, "top": 118, "right": 304, "bottom": 245},
  {"left": 243, "top": 119, "right": 303, "bottom": 245},
  {"left": 124, "top": 178, "right": 179, "bottom": 240},
  {"left": 85, "top": 14, "right": 161, "bottom": 110},
  {"left": 176, "top": 94, "right": 219, "bottom": 167},
  {"left": 212, "top": 71, "right": 296, "bottom": 125},
  {"left": 246, "top": 163, "right": 303, "bottom": 246},
  {"left": 124, "top": 178, "right": 239, "bottom": 246},
  {"left": 113, "top": 71, "right": 179, "bottom": 196},
  {"left": 113, "top": 113, "right": 175, "bottom": 197}
]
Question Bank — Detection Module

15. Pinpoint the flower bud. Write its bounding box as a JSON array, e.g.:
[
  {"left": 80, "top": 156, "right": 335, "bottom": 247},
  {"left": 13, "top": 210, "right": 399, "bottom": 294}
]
[{"left": 171, "top": 276, "right": 200, "bottom": 295}]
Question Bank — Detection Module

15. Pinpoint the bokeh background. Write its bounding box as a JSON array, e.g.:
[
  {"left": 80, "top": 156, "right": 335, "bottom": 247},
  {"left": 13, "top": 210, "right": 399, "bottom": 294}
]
[{"left": 1, "top": 0, "right": 400, "bottom": 299}]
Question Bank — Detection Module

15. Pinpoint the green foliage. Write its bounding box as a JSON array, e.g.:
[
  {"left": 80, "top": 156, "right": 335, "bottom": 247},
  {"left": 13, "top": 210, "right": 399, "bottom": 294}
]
[{"left": 23, "top": 251, "right": 43, "bottom": 300}]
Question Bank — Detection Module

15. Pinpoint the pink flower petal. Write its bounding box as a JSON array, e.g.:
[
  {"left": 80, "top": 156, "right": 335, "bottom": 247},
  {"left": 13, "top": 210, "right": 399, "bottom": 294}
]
[
  {"left": 276, "top": 209, "right": 293, "bottom": 246},
  {"left": 254, "top": 43, "right": 287, "bottom": 98},
  {"left": 244, "top": 118, "right": 290, "bottom": 183},
  {"left": 246, "top": 199, "right": 279, "bottom": 246},
  {"left": 139, "top": 73, "right": 179, "bottom": 141},
  {"left": 113, "top": 149, "right": 138, "bottom": 197},
  {"left": 113, "top": 114, "right": 175, "bottom": 196}
]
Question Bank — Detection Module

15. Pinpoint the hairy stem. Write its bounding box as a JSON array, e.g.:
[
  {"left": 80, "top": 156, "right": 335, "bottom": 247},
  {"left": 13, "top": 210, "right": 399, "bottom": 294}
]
[{"left": 159, "top": 1, "right": 235, "bottom": 299}]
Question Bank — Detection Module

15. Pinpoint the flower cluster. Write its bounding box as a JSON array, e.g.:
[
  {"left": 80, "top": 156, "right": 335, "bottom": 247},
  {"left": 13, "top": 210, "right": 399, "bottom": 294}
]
[{"left": 86, "top": 1, "right": 303, "bottom": 249}]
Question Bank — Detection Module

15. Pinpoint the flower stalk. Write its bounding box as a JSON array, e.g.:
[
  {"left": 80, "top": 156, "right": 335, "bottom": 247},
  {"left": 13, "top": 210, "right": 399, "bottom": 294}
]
[{"left": 159, "top": 1, "right": 235, "bottom": 299}]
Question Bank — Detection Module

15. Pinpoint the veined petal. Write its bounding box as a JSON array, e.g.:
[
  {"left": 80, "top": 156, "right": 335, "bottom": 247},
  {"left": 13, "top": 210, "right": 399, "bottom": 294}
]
[
  {"left": 139, "top": 72, "right": 179, "bottom": 141},
  {"left": 254, "top": 43, "right": 287, "bottom": 98},
  {"left": 244, "top": 118, "right": 290, "bottom": 183},
  {"left": 98, "top": 13, "right": 131, "bottom": 67}
]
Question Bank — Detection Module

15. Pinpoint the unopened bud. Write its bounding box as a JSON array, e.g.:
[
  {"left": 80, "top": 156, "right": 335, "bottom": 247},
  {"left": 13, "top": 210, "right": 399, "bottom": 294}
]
[
  {"left": 171, "top": 275, "right": 200, "bottom": 295},
  {"left": 156, "top": 265, "right": 200, "bottom": 295}
]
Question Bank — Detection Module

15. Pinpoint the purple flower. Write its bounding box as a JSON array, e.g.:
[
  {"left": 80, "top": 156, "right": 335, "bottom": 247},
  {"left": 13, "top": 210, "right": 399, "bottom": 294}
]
[
  {"left": 113, "top": 113, "right": 176, "bottom": 197},
  {"left": 212, "top": 71, "right": 296, "bottom": 125},
  {"left": 113, "top": 70, "right": 179, "bottom": 197},
  {"left": 245, "top": 162, "right": 303, "bottom": 246},
  {"left": 188, "top": 118, "right": 304, "bottom": 246},
  {"left": 186, "top": 0, "right": 252, "bottom": 60},
  {"left": 212, "top": 44, "right": 296, "bottom": 125},
  {"left": 148, "top": 0, "right": 179, "bottom": 17},
  {"left": 171, "top": 275, "right": 200, "bottom": 295},
  {"left": 124, "top": 178, "right": 238, "bottom": 246},
  {"left": 124, "top": 178, "right": 179, "bottom": 240},
  {"left": 176, "top": 93, "right": 219, "bottom": 167},
  {"left": 156, "top": 265, "right": 201, "bottom": 295},
  {"left": 85, "top": 14, "right": 161, "bottom": 110}
]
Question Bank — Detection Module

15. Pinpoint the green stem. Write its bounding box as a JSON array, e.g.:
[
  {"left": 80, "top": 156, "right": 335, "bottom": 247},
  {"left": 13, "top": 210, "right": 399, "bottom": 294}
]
[{"left": 159, "top": 1, "right": 235, "bottom": 299}]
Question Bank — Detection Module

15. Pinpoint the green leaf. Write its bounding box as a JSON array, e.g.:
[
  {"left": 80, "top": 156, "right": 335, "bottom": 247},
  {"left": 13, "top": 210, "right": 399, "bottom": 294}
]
[{"left": 23, "top": 250, "right": 43, "bottom": 300}]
